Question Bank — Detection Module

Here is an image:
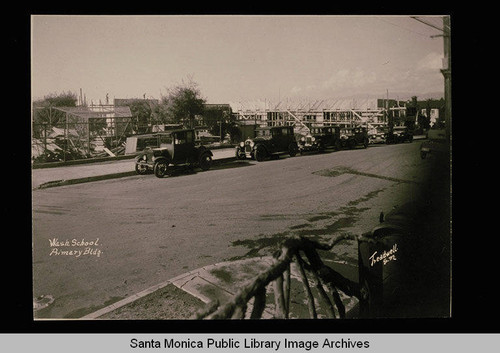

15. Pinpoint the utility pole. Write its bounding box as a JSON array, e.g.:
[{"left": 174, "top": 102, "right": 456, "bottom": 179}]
[
  {"left": 386, "top": 89, "right": 393, "bottom": 131},
  {"left": 441, "top": 16, "right": 451, "bottom": 144},
  {"left": 411, "top": 15, "right": 451, "bottom": 143}
]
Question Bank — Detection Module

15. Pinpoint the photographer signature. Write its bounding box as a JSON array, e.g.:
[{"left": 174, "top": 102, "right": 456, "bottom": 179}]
[{"left": 369, "top": 244, "right": 398, "bottom": 266}]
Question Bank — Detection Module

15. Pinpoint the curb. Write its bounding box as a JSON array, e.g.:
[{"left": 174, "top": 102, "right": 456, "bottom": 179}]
[
  {"left": 35, "top": 157, "right": 237, "bottom": 190},
  {"left": 211, "top": 156, "right": 236, "bottom": 166},
  {"left": 36, "top": 171, "right": 137, "bottom": 190}
]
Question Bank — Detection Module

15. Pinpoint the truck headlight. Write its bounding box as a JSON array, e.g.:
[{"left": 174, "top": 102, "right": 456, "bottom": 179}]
[
  {"left": 239, "top": 142, "right": 244, "bottom": 148},
  {"left": 250, "top": 141, "right": 255, "bottom": 147}
]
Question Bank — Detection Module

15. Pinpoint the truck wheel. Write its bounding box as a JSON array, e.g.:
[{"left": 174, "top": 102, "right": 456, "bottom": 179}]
[
  {"left": 199, "top": 152, "right": 212, "bottom": 171},
  {"left": 154, "top": 161, "right": 169, "bottom": 178},
  {"left": 289, "top": 143, "right": 298, "bottom": 157},
  {"left": 420, "top": 151, "right": 427, "bottom": 159},
  {"left": 255, "top": 145, "right": 267, "bottom": 162},
  {"left": 135, "top": 163, "right": 148, "bottom": 175},
  {"left": 363, "top": 138, "right": 369, "bottom": 149}
]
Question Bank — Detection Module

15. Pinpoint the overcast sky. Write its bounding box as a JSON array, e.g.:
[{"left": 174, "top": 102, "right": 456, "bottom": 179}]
[{"left": 31, "top": 15, "right": 447, "bottom": 104}]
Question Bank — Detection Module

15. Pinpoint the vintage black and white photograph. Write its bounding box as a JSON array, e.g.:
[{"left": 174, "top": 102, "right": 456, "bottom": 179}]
[{"left": 31, "top": 15, "right": 451, "bottom": 321}]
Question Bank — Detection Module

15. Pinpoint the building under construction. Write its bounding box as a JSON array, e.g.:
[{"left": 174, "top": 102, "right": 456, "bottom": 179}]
[
  {"left": 32, "top": 96, "right": 414, "bottom": 163},
  {"left": 32, "top": 104, "right": 133, "bottom": 162},
  {"left": 229, "top": 97, "right": 408, "bottom": 137}
]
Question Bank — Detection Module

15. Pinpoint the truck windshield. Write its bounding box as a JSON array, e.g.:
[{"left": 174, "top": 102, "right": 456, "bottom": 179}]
[
  {"left": 256, "top": 130, "right": 271, "bottom": 137},
  {"left": 159, "top": 134, "right": 173, "bottom": 145}
]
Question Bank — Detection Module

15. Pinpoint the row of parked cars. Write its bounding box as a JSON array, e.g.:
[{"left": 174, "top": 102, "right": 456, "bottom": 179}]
[
  {"left": 134, "top": 125, "right": 414, "bottom": 178},
  {"left": 235, "top": 124, "right": 414, "bottom": 161},
  {"left": 236, "top": 125, "right": 370, "bottom": 161},
  {"left": 368, "top": 126, "right": 414, "bottom": 145}
]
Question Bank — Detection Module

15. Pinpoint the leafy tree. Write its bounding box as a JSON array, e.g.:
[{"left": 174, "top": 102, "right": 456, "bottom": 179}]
[
  {"left": 155, "top": 96, "right": 177, "bottom": 124},
  {"left": 128, "top": 100, "right": 153, "bottom": 134},
  {"left": 161, "top": 79, "right": 206, "bottom": 128},
  {"left": 226, "top": 122, "right": 242, "bottom": 143},
  {"left": 43, "top": 92, "right": 78, "bottom": 107},
  {"left": 203, "top": 106, "right": 234, "bottom": 138},
  {"left": 203, "top": 108, "right": 224, "bottom": 136},
  {"left": 33, "top": 91, "right": 77, "bottom": 125}
]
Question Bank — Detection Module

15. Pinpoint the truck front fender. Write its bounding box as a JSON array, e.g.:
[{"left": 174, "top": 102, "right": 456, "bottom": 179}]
[
  {"left": 196, "top": 146, "right": 213, "bottom": 157},
  {"left": 152, "top": 155, "right": 170, "bottom": 165}
]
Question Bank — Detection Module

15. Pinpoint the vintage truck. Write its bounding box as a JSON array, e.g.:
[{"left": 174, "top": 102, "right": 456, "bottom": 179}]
[{"left": 135, "top": 129, "right": 213, "bottom": 178}]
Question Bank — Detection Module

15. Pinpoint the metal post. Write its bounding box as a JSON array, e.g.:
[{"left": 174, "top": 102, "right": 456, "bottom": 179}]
[
  {"left": 87, "top": 118, "right": 91, "bottom": 155},
  {"left": 64, "top": 112, "right": 68, "bottom": 162},
  {"left": 43, "top": 123, "right": 47, "bottom": 153},
  {"left": 115, "top": 117, "right": 118, "bottom": 149},
  {"left": 412, "top": 15, "right": 451, "bottom": 142},
  {"left": 441, "top": 16, "right": 451, "bottom": 144}
]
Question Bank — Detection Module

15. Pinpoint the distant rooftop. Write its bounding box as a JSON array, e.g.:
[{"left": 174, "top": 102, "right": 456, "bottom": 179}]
[
  {"left": 228, "top": 97, "right": 402, "bottom": 112},
  {"left": 53, "top": 105, "right": 132, "bottom": 119}
]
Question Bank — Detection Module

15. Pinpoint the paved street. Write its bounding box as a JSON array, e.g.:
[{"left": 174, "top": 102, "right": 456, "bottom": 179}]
[{"left": 32, "top": 142, "right": 442, "bottom": 319}]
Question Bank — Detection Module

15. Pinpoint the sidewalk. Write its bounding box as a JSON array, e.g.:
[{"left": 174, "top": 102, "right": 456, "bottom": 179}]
[
  {"left": 82, "top": 256, "right": 359, "bottom": 320},
  {"left": 32, "top": 148, "right": 237, "bottom": 189}
]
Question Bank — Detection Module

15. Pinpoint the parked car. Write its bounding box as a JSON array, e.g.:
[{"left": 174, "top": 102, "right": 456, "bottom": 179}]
[
  {"left": 368, "top": 131, "right": 386, "bottom": 145},
  {"left": 337, "top": 127, "right": 369, "bottom": 149},
  {"left": 386, "top": 126, "right": 413, "bottom": 144},
  {"left": 298, "top": 132, "right": 318, "bottom": 154},
  {"left": 298, "top": 126, "right": 341, "bottom": 153},
  {"left": 235, "top": 126, "right": 299, "bottom": 162},
  {"left": 135, "top": 129, "right": 213, "bottom": 178}
]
